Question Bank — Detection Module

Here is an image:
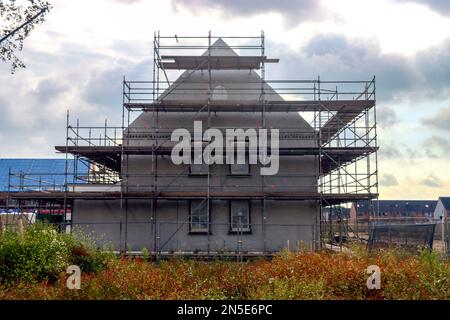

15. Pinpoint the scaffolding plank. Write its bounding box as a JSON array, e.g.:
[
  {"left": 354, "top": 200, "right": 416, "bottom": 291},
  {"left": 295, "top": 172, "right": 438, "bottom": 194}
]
[
  {"left": 0, "top": 191, "right": 377, "bottom": 204},
  {"left": 55, "top": 146, "right": 377, "bottom": 158},
  {"left": 159, "top": 55, "right": 278, "bottom": 70},
  {"left": 54, "top": 145, "right": 377, "bottom": 176},
  {"left": 124, "top": 99, "right": 374, "bottom": 113}
]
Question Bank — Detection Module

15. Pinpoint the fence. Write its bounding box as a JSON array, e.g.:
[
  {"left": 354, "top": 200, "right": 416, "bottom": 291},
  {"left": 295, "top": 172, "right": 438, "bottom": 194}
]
[
  {"left": 442, "top": 222, "right": 450, "bottom": 255},
  {"left": 367, "top": 222, "right": 436, "bottom": 251}
]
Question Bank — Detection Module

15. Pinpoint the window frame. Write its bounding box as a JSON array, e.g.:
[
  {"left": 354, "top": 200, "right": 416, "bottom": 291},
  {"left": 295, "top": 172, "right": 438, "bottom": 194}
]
[
  {"left": 189, "top": 199, "right": 210, "bottom": 234},
  {"left": 228, "top": 200, "right": 252, "bottom": 234}
]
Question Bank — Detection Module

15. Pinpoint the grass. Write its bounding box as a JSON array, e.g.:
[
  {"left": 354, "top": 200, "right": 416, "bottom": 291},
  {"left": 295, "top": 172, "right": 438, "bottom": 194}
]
[{"left": 0, "top": 223, "right": 449, "bottom": 300}]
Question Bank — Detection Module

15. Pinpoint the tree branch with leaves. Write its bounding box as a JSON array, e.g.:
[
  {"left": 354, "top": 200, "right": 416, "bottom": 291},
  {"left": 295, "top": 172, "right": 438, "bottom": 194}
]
[{"left": 0, "top": 0, "right": 52, "bottom": 73}]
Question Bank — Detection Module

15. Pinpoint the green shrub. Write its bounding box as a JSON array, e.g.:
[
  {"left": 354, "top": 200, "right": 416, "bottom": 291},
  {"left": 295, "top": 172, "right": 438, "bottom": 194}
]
[
  {"left": 0, "top": 222, "right": 69, "bottom": 285},
  {"left": 0, "top": 222, "right": 113, "bottom": 286},
  {"left": 141, "top": 247, "right": 150, "bottom": 261},
  {"left": 61, "top": 228, "right": 113, "bottom": 274}
]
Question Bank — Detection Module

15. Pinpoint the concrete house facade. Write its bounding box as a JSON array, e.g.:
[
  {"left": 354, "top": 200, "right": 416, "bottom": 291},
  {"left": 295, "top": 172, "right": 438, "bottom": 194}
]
[{"left": 72, "top": 39, "right": 320, "bottom": 253}]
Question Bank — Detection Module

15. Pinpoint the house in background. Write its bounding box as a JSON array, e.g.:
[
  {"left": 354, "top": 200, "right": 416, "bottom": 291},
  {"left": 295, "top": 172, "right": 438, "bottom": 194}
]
[
  {"left": 433, "top": 197, "right": 450, "bottom": 221},
  {"left": 350, "top": 200, "right": 437, "bottom": 219},
  {"left": 322, "top": 206, "right": 351, "bottom": 221}
]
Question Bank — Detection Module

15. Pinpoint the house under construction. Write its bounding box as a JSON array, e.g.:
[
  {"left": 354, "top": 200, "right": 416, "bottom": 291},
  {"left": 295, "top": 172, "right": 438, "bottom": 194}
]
[{"left": 1, "top": 33, "right": 379, "bottom": 256}]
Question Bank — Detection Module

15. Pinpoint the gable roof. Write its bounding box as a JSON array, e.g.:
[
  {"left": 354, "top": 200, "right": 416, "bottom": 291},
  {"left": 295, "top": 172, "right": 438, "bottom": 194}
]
[
  {"left": 157, "top": 38, "right": 284, "bottom": 102},
  {"left": 129, "top": 38, "right": 313, "bottom": 130},
  {"left": 439, "top": 197, "right": 450, "bottom": 210},
  {"left": 202, "top": 38, "right": 239, "bottom": 57}
]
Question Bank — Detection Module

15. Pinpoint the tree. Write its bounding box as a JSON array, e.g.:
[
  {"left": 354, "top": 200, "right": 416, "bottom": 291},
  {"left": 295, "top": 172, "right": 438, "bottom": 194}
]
[{"left": 0, "top": 0, "right": 52, "bottom": 73}]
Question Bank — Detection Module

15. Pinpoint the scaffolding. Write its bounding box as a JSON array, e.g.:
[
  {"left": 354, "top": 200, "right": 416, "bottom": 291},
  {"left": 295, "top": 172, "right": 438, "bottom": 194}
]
[{"left": 1, "top": 31, "right": 379, "bottom": 252}]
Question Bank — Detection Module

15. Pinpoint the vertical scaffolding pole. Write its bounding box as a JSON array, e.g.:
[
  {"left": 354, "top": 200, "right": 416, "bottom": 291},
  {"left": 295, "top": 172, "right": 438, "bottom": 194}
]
[
  {"left": 6, "top": 168, "right": 12, "bottom": 228},
  {"left": 151, "top": 31, "right": 157, "bottom": 255},
  {"left": 260, "top": 30, "right": 267, "bottom": 253},
  {"left": 63, "top": 110, "right": 69, "bottom": 233},
  {"left": 317, "top": 76, "right": 326, "bottom": 246},
  {"left": 373, "top": 76, "right": 379, "bottom": 219},
  {"left": 120, "top": 76, "right": 126, "bottom": 253},
  {"left": 206, "top": 30, "right": 212, "bottom": 254}
]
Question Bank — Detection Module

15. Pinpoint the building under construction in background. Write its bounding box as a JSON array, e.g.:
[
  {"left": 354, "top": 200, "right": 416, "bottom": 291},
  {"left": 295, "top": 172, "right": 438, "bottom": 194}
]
[{"left": 0, "top": 32, "right": 380, "bottom": 256}]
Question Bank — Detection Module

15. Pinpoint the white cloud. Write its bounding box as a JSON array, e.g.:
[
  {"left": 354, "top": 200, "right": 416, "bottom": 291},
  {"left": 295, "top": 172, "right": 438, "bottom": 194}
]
[{"left": 323, "top": 0, "right": 450, "bottom": 55}]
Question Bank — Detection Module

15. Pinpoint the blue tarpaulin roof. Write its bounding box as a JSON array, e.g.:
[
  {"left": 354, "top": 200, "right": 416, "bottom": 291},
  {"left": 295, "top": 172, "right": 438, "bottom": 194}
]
[{"left": 0, "top": 159, "right": 88, "bottom": 191}]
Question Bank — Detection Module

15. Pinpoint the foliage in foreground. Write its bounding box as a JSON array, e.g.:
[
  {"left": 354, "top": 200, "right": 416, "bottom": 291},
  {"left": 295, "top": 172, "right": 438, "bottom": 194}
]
[
  {"left": 0, "top": 240, "right": 449, "bottom": 299},
  {"left": 0, "top": 222, "right": 112, "bottom": 285}
]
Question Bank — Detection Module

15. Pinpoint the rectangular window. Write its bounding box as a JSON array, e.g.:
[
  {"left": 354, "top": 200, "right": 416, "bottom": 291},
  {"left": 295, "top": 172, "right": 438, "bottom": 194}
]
[
  {"left": 230, "top": 200, "right": 251, "bottom": 233},
  {"left": 190, "top": 200, "right": 209, "bottom": 233}
]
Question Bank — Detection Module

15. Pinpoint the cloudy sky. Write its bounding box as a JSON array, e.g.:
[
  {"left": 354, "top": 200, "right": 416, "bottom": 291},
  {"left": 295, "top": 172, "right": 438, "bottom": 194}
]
[{"left": 0, "top": 0, "right": 449, "bottom": 200}]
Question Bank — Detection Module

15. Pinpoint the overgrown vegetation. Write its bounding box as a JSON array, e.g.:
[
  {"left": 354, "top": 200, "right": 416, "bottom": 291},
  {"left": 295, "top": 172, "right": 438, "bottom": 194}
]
[
  {"left": 0, "top": 222, "right": 112, "bottom": 286},
  {"left": 0, "top": 223, "right": 448, "bottom": 299}
]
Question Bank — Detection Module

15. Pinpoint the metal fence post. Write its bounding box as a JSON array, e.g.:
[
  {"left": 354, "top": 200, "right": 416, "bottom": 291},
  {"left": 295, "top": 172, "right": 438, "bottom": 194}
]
[
  {"left": 312, "top": 224, "right": 316, "bottom": 251},
  {"left": 156, "top": 222, "right": 161, "bottom": 260},
  {"left": 119, "top": 220, "right": 123, "bottom": 253}
]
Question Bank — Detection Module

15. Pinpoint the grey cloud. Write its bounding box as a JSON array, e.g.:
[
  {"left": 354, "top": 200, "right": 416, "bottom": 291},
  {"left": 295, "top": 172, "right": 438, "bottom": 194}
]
[
  {"left": 396, "top": 0, "right": 450, "bottom": 15},
  {"left": 380, "top": 174, "right": 399, "bottom": 187},
  {"left": 421, "top": 107, "right": 450, "bottom": 131},
  {"left": 416, "top": 44, "right": 450, "bottom": 98},
  {"left": 172, "top": 0, "right": 328, "bottom": 26},
  {"left": 19, "top": 42, "right": 113, "bottom": 78},
  {"left": 422, "top": 135, "right": 450, "bottom": 158},
  {"left": 0, "top": 40, "right": 153, "bottom": 157},
  {"left": 378, "top": 144, "right": 403, "bottom": 160},
  {"left": 83, "top": 58, "right": 152, "bottom": 111},
  {"left": 270, "top": 34, "right": 450, "bottom": 103},
  {"left": 83, "top": 68, "right": 124, "bottom": 109},
  {"left": 402, "top": 144, "right": 418, "bottom": 159},
  {"left": 378, "top": 142, "right": 422, "bottom": 161},
  {"left": 378, "top": 106, "right": 397, "bottom": 128},
  {"left": 425, "top": 148, "right": 439, "bottom": 158},
  {"left": 0, "top": 97, "right": 11, "bottom": 130},
  {"left": 32, "top": 78, "right": 70, "bottom": 103},
  {"left": 420, "top": 173, "right": 444, "bottom": 188}
]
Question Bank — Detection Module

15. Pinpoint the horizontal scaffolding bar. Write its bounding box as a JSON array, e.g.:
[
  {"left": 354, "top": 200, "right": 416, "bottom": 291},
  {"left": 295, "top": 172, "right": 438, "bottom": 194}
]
[
  {"left": 54, "top": 145, "right": 377, "bottom": 176},
  {"left": 0, "top": 191, "right": 377, "bottom": 204}
]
